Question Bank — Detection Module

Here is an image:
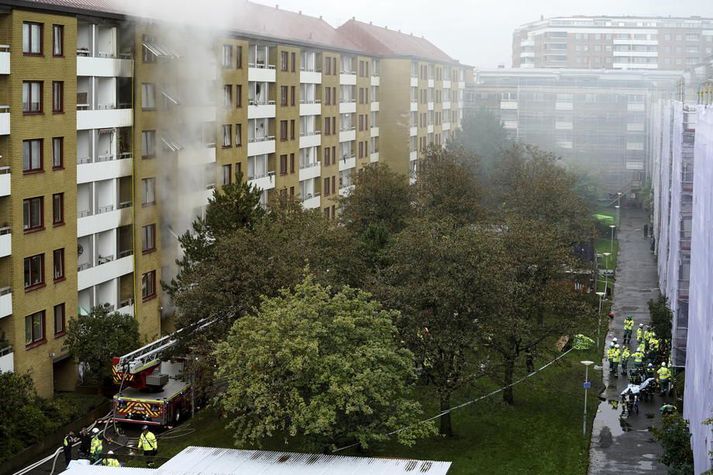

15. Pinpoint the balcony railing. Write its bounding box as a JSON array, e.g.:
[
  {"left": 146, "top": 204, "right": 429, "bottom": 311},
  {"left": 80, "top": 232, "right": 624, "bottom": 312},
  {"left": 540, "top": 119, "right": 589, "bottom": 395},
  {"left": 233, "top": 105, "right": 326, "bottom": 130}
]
[
  {"left": 248, "top": 62, "right": 276, "bottom": 69},
  {"left": 340, "top": 99, "right": 357, "bottom": 103},
  {"left": 248, "top": 135, "right": 275, "bottom": 143},
  {"left": 248, "top": 99, "right": 276, "bottom": 106},
  {"left": 300, "top": 160, "right": 320, "bottom": 170},
  {"left": 0, "top": 105, "right": 8, "bottom": 113},
  {"left": 0, "top": 226, "right": 9, "bottom": 236},
  {"left": 118, "top": 249, "right": 133, "bottom": 258},
  {"left": 248, "top": 170, "right": 276, "bottom": 181},
  {"left": 300, "top": 99, "right": 321, "bottom": 104},
  {"left": 340, "top": 126, "right": 356, "bottom": 132},
  {"left": 0, "top": 345, "right": 12, "bottom": 358},
  {"left": 300, "top": 130, "right": 321, "bottom": 137},
  {"left": 118, "top": 297, "right": 134, "bottom": 308},
  {"left": 302, "top": 192, "right": 321, "bottom": 202}
]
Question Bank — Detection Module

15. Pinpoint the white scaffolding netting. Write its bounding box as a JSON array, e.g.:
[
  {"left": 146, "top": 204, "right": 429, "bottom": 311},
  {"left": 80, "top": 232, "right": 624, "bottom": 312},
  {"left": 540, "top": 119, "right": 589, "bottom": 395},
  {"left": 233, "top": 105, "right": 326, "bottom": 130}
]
[
  {"left": 684, "top": 105, "right": 713, "bottom": 473},
  {"left": 665, "top": 101, "right": 682, "bottom": 315},
  {"left": 657, "top": 102, "right": 672, "bottom": 290}
]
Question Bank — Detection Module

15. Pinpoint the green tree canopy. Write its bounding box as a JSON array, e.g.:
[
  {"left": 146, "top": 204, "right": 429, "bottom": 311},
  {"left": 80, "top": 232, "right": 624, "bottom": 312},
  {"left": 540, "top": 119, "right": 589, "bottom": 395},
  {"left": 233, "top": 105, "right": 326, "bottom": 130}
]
[
  {"left": 215, "top": 275, "right": 433, "bottom": 451},
  {"left": 451, "top": 108, "right": 510, "bottom": 175},
  {"left": 63, "top": 306, "right": 140, "bottom": 384}
]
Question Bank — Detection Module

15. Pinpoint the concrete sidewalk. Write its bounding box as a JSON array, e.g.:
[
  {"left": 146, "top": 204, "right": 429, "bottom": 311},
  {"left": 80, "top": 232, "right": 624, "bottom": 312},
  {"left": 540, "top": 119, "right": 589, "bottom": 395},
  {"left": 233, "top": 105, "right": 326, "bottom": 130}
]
[{"left": 588, "top": 208, "right": 667, "bottom": 474}]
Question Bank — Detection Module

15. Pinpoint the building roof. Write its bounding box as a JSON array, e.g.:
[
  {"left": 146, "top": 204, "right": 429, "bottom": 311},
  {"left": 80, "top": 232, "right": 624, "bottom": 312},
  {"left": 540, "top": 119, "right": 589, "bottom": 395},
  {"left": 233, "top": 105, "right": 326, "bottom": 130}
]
[
  {"left": 158, "top": 446, "right": 452, "bottom": 475},
  {"left": 337, "top": 19, "right": 458, "bottom": 64}
]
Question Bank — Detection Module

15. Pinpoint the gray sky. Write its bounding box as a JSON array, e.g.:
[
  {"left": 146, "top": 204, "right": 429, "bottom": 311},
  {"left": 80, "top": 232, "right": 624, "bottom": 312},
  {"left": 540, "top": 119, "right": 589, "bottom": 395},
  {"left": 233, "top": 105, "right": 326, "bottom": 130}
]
[{"left": 253, "top": 0, "right": 713, "bottom": 68}]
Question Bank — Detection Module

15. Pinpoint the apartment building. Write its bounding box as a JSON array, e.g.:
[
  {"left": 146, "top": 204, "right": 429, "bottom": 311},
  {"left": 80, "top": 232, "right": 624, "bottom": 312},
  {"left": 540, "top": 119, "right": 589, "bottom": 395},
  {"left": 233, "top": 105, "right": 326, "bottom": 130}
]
[
  {"left": 0, "top": 0, "right": 466, "bottom": 397},
  {"left": 513, "top": 16, "right": 713, "bottom": 70},
  {"left": 467, "top": 68, "right": 680, "bottom": 195}
]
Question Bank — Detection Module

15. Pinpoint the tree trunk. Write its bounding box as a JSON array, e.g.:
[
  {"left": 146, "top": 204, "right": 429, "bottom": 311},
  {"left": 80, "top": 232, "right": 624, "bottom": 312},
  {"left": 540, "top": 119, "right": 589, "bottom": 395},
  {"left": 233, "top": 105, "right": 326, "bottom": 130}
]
[
  {"left": 439, "top": 393, "right": 453, "bottom": 437},
  {"left": 502, "top": 357, "right": 515, "bottom": 405}
]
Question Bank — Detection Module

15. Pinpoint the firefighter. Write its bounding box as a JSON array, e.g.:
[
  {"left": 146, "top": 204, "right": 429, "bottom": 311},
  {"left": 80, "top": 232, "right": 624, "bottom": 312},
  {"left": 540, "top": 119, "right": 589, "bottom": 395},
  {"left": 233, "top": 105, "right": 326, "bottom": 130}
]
[
  {"left": 63, "top": 431, "right": 78, "bottom": 467},
  {"left": 623, "top": 315, "right": 634, "bottom": 344},
  {"left": 636, "top": 323, "right": 645, "bottom": 343},
  {"left": 103, "top": 450, "right": 120, "bottom": 467},
  {"left": 90, "top": 428, "right": 103, "bottom": 464},
  {"left": 611, "top": 344, "right": 621, "bottom": 376},
  {"left": 620, "top": 346, "right": 631, "bottom": 377},
  {"left": 644, "top": 327, "right": 654, "bottom": 348},
  {"left": 637, "top": 340, "right": 646, "bottom": 354},
  {"left": 657, "top": 362, "right": 672, "bottom": 396},
  {"left": 138, "top": 425, "right": 158, "bottom": 466},
  {"left": 79, "top": 427, "right": 91, "bottom": 457},
  {"left": 606, "top": 342, "right": 616, "bottom": 370},
  {"left": 645, "top": 363, "right": 656, "bottom": 380},
  {"left": 632, "top": 349, "right": 644, "bottom": 370}
]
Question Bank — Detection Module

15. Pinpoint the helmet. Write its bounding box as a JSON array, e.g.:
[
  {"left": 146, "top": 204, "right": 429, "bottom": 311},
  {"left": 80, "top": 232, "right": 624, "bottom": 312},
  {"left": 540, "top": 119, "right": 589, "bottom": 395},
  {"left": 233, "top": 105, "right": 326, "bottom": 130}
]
[
  {"left": 91, "top": 428, "right": 99, "bottom": 434},
  {"left": 615, "top": 344, "right": 620, "bottom": 348},
  {"left": 648, "top": 363, "right": 653, "bottom": 368},
  {"left": 626, "top": 315, "right": 632, "bottom": 319},
  {"left": 142, "top": 425, "right": 149, "bottom": 431},
  {"left": 108, "top": 450, "right": 114, "bottom": 455},
  {"left": 610, "top": 342, "right": 615, "bottom": 347},
  {"left": 661, "top": 362, "right": 667, "bottom": 367},
  {"left": 639, "top": 323, "right": 644, "bottom": 327},
  {"left": 613, "top": 337, "right": 618, "bottom": 342}
]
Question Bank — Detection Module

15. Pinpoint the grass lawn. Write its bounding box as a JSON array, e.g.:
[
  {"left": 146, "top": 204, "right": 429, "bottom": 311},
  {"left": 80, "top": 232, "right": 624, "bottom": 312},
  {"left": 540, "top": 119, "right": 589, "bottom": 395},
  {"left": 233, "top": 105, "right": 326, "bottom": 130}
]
[
  {"left": 595, "top": 238, "right": 619, "bottom": 294},
  {"left": 151, "top": 342, "right": 604, "bottom": 475}
]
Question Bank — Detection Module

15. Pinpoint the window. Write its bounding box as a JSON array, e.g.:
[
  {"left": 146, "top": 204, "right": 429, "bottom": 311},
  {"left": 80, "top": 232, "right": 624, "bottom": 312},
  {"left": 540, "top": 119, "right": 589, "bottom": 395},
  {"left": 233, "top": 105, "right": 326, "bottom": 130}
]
[
  {"left": 25, "top": 311, "right": 46, "bottom": 347},
  {"left": 23, "top": 197, "right": 44, "bottom": 231},
  {"left": 142, "top": 35, "right": 157, "bottom": 63},
  {"left": 142, "top": 83, "right": 156, "bottom": 109},
  {"left": 222, "top": 124, "right": 232, "bottom": 147},
  {"left": 52, "top": 24, "right": 63, "bottom": 56},
  {"left": 52, "top": 193, "right": 64, "bottom": 225},
  {"left": 280, "top": 86, "right": 288, "bottom": 106},
  {"left": 54, "top": 304, "right": 66, "bottom": 336},
  {"left": 325, "top": 87, "right": 331, "bottom": 105},
  {"left": 222, "top": 45, "right": 233, "bottom": 67},
  {"left": 223, "top": 85, "right": 232, "bottom": 107},
  {"left": 142, "top": 224, "right": 156, "bottom": 253},
  {"left": 290, "top": 120, "right": 295, "bottom": 140},
  {"left": 324, "top": 147, "right": 331, "bottom": 166},
  {"left": 235, "top": 123, "right": 242, "bottom": 146},
  {"left": 291, "top": 52, "right": 296, "bottom": 72},
  {"left": 222, "top": 164, "right": 232, "bottom": 186},
  {"left": 236, "top": 85, "right": 242, "bottom": 108},
  {"left": 24, "top": 254, "right": 45, "bottom": 289},
  {"left": 325, "top": 56, "right": 331, "bottom": 75},
  {"left": 142, "top": 178, "right": 156, "bottom": 206},
  {"left": 280, "top": 120, "right": 288, "bottom": 141},
  {"left": 141, "top": 130, "right": 156, "bottom": 158},
  {"left": 281, "top": 51, "right": 289, "bottom": 71},
  {"left": 22, "top": 81, "right": 43, "bottom": 113},
  {"left": 324, "top": 177, "right": 330, "bottom": 196},
  {"left": 291, "top": 85, "right": 296, "bottom": 106},
  {"left": 53, "top": 248, "right": 65, "bottom": 281},
  {"left": 52, "top": 81, "right": 63, "bottom": 113},
  {"left": 52, "top": 137, "right": 63, "bottom": 169},
  {"left": 23, "top": 139, "right": 43, "bottom": 172},
  {"left": 141, "top": 271, "right": 156, "bottom": 301},
  {"left": 280, "top": 154, "right": 288, "bottom": 175},
  {"left": 23, "top": 22, "right": 43, "bottom": 55},
  {"left": 290, "top": 153, "right": 295, "bottom": 173},
  {"left": 236, "top": 46, "right": 243, "bottom": 68},
  {"left": 325, "top": 117, "right": 331, "bottom": 135}
]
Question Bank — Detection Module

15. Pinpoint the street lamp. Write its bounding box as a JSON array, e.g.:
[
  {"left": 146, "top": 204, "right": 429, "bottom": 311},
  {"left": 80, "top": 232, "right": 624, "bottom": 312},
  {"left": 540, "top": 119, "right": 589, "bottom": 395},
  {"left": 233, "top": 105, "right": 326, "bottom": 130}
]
[
  {"left": 609, "top": 224, "right": 616, "bottom": 254},
  {"left": 596, "top": 291, "right": 606, "bottom": 350},
  {"left": 581, "top": 360, "right": 595, "bottom": 437},
  {"left": 614, "top": 204, "right": 620, "bottom": 228},
  {"left": 602, "top": 252, "right": 611, "bottom": 297}
]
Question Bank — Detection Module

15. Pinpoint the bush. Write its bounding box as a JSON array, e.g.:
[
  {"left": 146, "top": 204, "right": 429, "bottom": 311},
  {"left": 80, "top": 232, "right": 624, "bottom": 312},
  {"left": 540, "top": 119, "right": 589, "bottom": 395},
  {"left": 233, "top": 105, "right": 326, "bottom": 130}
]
[
  {"left": 652, "top": 413, "right": 694, "bottom": 474},
  {"left": 648, "top": 295, "right": 673, "bottom": 342}
]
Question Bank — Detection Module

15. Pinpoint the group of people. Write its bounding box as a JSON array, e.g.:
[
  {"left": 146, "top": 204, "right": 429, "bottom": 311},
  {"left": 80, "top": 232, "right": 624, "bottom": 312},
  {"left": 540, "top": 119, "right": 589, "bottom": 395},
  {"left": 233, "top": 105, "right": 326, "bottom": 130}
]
[
  {"left": 606, "top": 315, "right": 672, "bottom": 395},
  {"left": 62, "top": 425, "right": 158, "bottom": 468}
]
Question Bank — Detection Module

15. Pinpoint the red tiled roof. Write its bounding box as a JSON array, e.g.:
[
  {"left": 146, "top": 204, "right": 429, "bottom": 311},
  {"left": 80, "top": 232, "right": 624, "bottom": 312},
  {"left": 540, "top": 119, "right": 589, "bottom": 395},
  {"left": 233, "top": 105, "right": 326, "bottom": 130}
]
[{"left": 337, "top": 19, "right": 458, "bottom": 64}]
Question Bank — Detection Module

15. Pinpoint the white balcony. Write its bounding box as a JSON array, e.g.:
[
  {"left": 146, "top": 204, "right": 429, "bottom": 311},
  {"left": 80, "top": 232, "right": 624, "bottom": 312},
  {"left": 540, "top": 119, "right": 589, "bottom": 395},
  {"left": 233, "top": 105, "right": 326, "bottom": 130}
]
[
  {"left": 338, "top": 185, "right": 355, "bottom": 197},
  {"left": 0, "top": 347, "right": 12, "bottom": 372},
  {"left": 77, "top": 206, "right": 132, "bottom": 238},
  {"left": 248, "top": 103, "right": 276, "bottom": 120},
  {"left": 248, "top": 172, "right": 276, "bottom": 191},
  {"left": 339, "top": 129, "right": 356, "bottom": 143},
  {"left": 77, "top": 155, "right": 132, "bottom": 184},
  {"left": 339, "top": 156, "right": 356, "bottom": 171},
  {"left": 442, "top": 80, "right": 451, "bottom": 89},
  {"left": 503, "top": 120, "right": 518, "bottom": 130},
  {"left": 555, "top": 102, "right": 574, "bottom": 111},
  {"left": 613, "top": 51, "right": 658, "bottom": 58},
  {"left": 0, "top": 227, "right": 10, "bottom": 258},
  {"left": 248, "top": 65, "right": 276, "bottom": 82},
  {"left": 177, "top": 147, "right": 216, "bottom": 168},
  {"left": 339, "top": 101, "right": 357, "bottom": 114},
  {"left": 442, "top": 122, "right": 451, "bottom": 131},
  {"left": 458, "top": 81, "right": 465, "bottom": 89},
  {"left": 77, "top": 56, "right": 133, "bottom": 77},
  {"left": 555, "top": 121, "right": 573, "bottom": 130},
  {"left": 0, "top": 167, "right": 9, "bottom": 197},
  {"left": 247, "top": 138, "right": 276, "bottom": 157},
  {"left": 0, "top": 288, "right": 12, "bottom": 319},
  {"left": 117, "top": 301, "right": 134, "bottom": 317},
  {"left": 302, "top": 194, "right": 321, "bottom": 210},
  {"left": 77, "top": 108, "right": 132, "bottom": 130},
  {"left": 520, "top": 52, "right": 535, "bottom": 58},
  {"left": 299, "top": 161, "right": 321, "bottom": 181},
  {"left": 443, "top": 101, "right": 451, "bottom": 110},
  {"left": 410, "top": 151, "right": 418, "bottom": 161},
  {"left": 500, "top": 101, "right": 518, "bottom": 110},
  {"left": 613, "top": 63, "right": 658, "bottom": 70},
  {"left": 520, "top": 39, "right": 535, "bottom": 47},
  {"left": 339, "top": 73, "right": 357, "bottom": 85},
  {"left": 410, "top": 77, "right": 418, "bottom": 87},
  {"left": 410, "top": 102, "right": 418, "bottom": 112},
  {"left": 183, "top": 105, "right": 217, "bottom": 122},
  {"left": 299, "top": 102, "right": 321, "bottom": 116},
  {"left": 428, "top": 102, "right": 434, "bottom": 111},
  {"left": 370, "top": 127, "right": 379, "bottom": 137},
  {"left": 299, "top": 132, "right": 321, "bottom": 149},
  {"left": 0, "top": 106, "right": 8, "bottom": 134},
  {"left": 370, "top": 102, "right": 379, "bottom": 112},
  {"left": 409, "top": 127, "right": 417, "bottom": 137},
  {"left": 78, "top": 255, "right": 133, "bottom": 291},
  {"left": 0, "top": 47, "right": 9, "bottom": 75},
  {"left": 428, "top": 79, "right": 434, "bottom": 88},
  {"left": 627, "top": 103, "right": 646, "bottom": 112},
  {"left": 370, "top": 152, "right": 379, "bottom": 163},
  {"left": 427, "top": 125, "right": 434, "bottom": 134},
  {"left": 371, "top": 76, "right": 380, "bottom": 86},
  {"left": 300, "top": 71, "right": 321, "bottom": 84}
]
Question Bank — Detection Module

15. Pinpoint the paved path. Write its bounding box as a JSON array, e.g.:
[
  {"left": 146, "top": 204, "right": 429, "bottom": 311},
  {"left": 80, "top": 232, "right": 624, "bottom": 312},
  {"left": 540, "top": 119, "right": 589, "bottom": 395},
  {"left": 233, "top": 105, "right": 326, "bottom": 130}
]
[{"left": 588, "top": 208, "right": 667, "bottom": 474}]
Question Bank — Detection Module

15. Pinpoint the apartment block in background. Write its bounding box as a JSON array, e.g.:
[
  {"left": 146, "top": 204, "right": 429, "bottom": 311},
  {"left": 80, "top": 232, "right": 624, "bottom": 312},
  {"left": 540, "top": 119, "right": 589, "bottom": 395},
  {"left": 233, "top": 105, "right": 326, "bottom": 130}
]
[
  {"left": 0, "top": 0, "right": 465, "bottom": 396},
  {"left": 513, "top": 16, "right": 713, "bottom": 70}
]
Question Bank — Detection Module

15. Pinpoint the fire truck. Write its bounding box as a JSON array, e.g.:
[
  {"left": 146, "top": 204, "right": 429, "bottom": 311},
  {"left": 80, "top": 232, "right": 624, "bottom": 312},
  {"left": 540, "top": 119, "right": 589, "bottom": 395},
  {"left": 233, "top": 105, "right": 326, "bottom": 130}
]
[{"left": 111, "top": 329, "right": 194, "bottom": 427}]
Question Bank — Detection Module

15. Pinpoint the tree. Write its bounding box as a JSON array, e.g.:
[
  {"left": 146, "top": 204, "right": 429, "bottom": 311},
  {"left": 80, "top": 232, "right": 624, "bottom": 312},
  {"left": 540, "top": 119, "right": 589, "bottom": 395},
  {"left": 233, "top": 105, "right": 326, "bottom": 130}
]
[
  {"left": 339, "top": 164, "right": 414, "bottom": 264},
  {"left": 63, "top": 306, "right": 140, "bottom": 384},
  {"left": 415, "top": 145, "right": 484, "bottom": 225},
  {"left": 215, "top": 275, "right": 433, "bottom": 451},
  {"left": 480, "top": 216, "right": 593, "bottom": 404},
  {"left": 648, "top": 295, "right": 673, "bottom": 342},
  {"left": 451, "top": 108, "right": 510, "bottom": 177},
  {"left": 652, "top": 414, "right": 694, "bottom": 474},
  {"left": 378, "top": 217, "right": 500, "bottom": 436}
]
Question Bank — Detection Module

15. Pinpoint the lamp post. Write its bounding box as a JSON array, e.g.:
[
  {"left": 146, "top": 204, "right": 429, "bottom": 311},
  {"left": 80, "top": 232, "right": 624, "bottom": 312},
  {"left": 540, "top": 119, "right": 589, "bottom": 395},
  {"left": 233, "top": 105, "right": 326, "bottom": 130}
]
[
  {"left": 609, "top": 224, "right": 616, "bottom": 254},
  {"left": 596, "top": 291, "right": 606, "bottom": 350},
  {"left": 581, "top": 360, "right": 595, "bottom": 437},
  {"left": 602, "top": 252, "right": 611, "bottom": 297},
  {"left": 615, "top": 204, "right": 620, "bottom": 229}
]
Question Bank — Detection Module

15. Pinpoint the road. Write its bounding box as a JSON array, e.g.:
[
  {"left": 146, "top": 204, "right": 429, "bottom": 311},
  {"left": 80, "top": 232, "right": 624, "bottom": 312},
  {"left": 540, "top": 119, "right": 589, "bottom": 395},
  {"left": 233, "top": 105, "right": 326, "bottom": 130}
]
[{"left": 588, "top": 208, "right": 667, "bottom": 474}]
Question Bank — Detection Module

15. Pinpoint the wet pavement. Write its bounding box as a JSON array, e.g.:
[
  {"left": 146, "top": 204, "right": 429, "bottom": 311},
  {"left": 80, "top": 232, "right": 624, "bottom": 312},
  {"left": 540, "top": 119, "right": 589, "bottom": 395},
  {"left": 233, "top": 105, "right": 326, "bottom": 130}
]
[{"left": 588, "top": 208, "right": 667, "bottom": 474}]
